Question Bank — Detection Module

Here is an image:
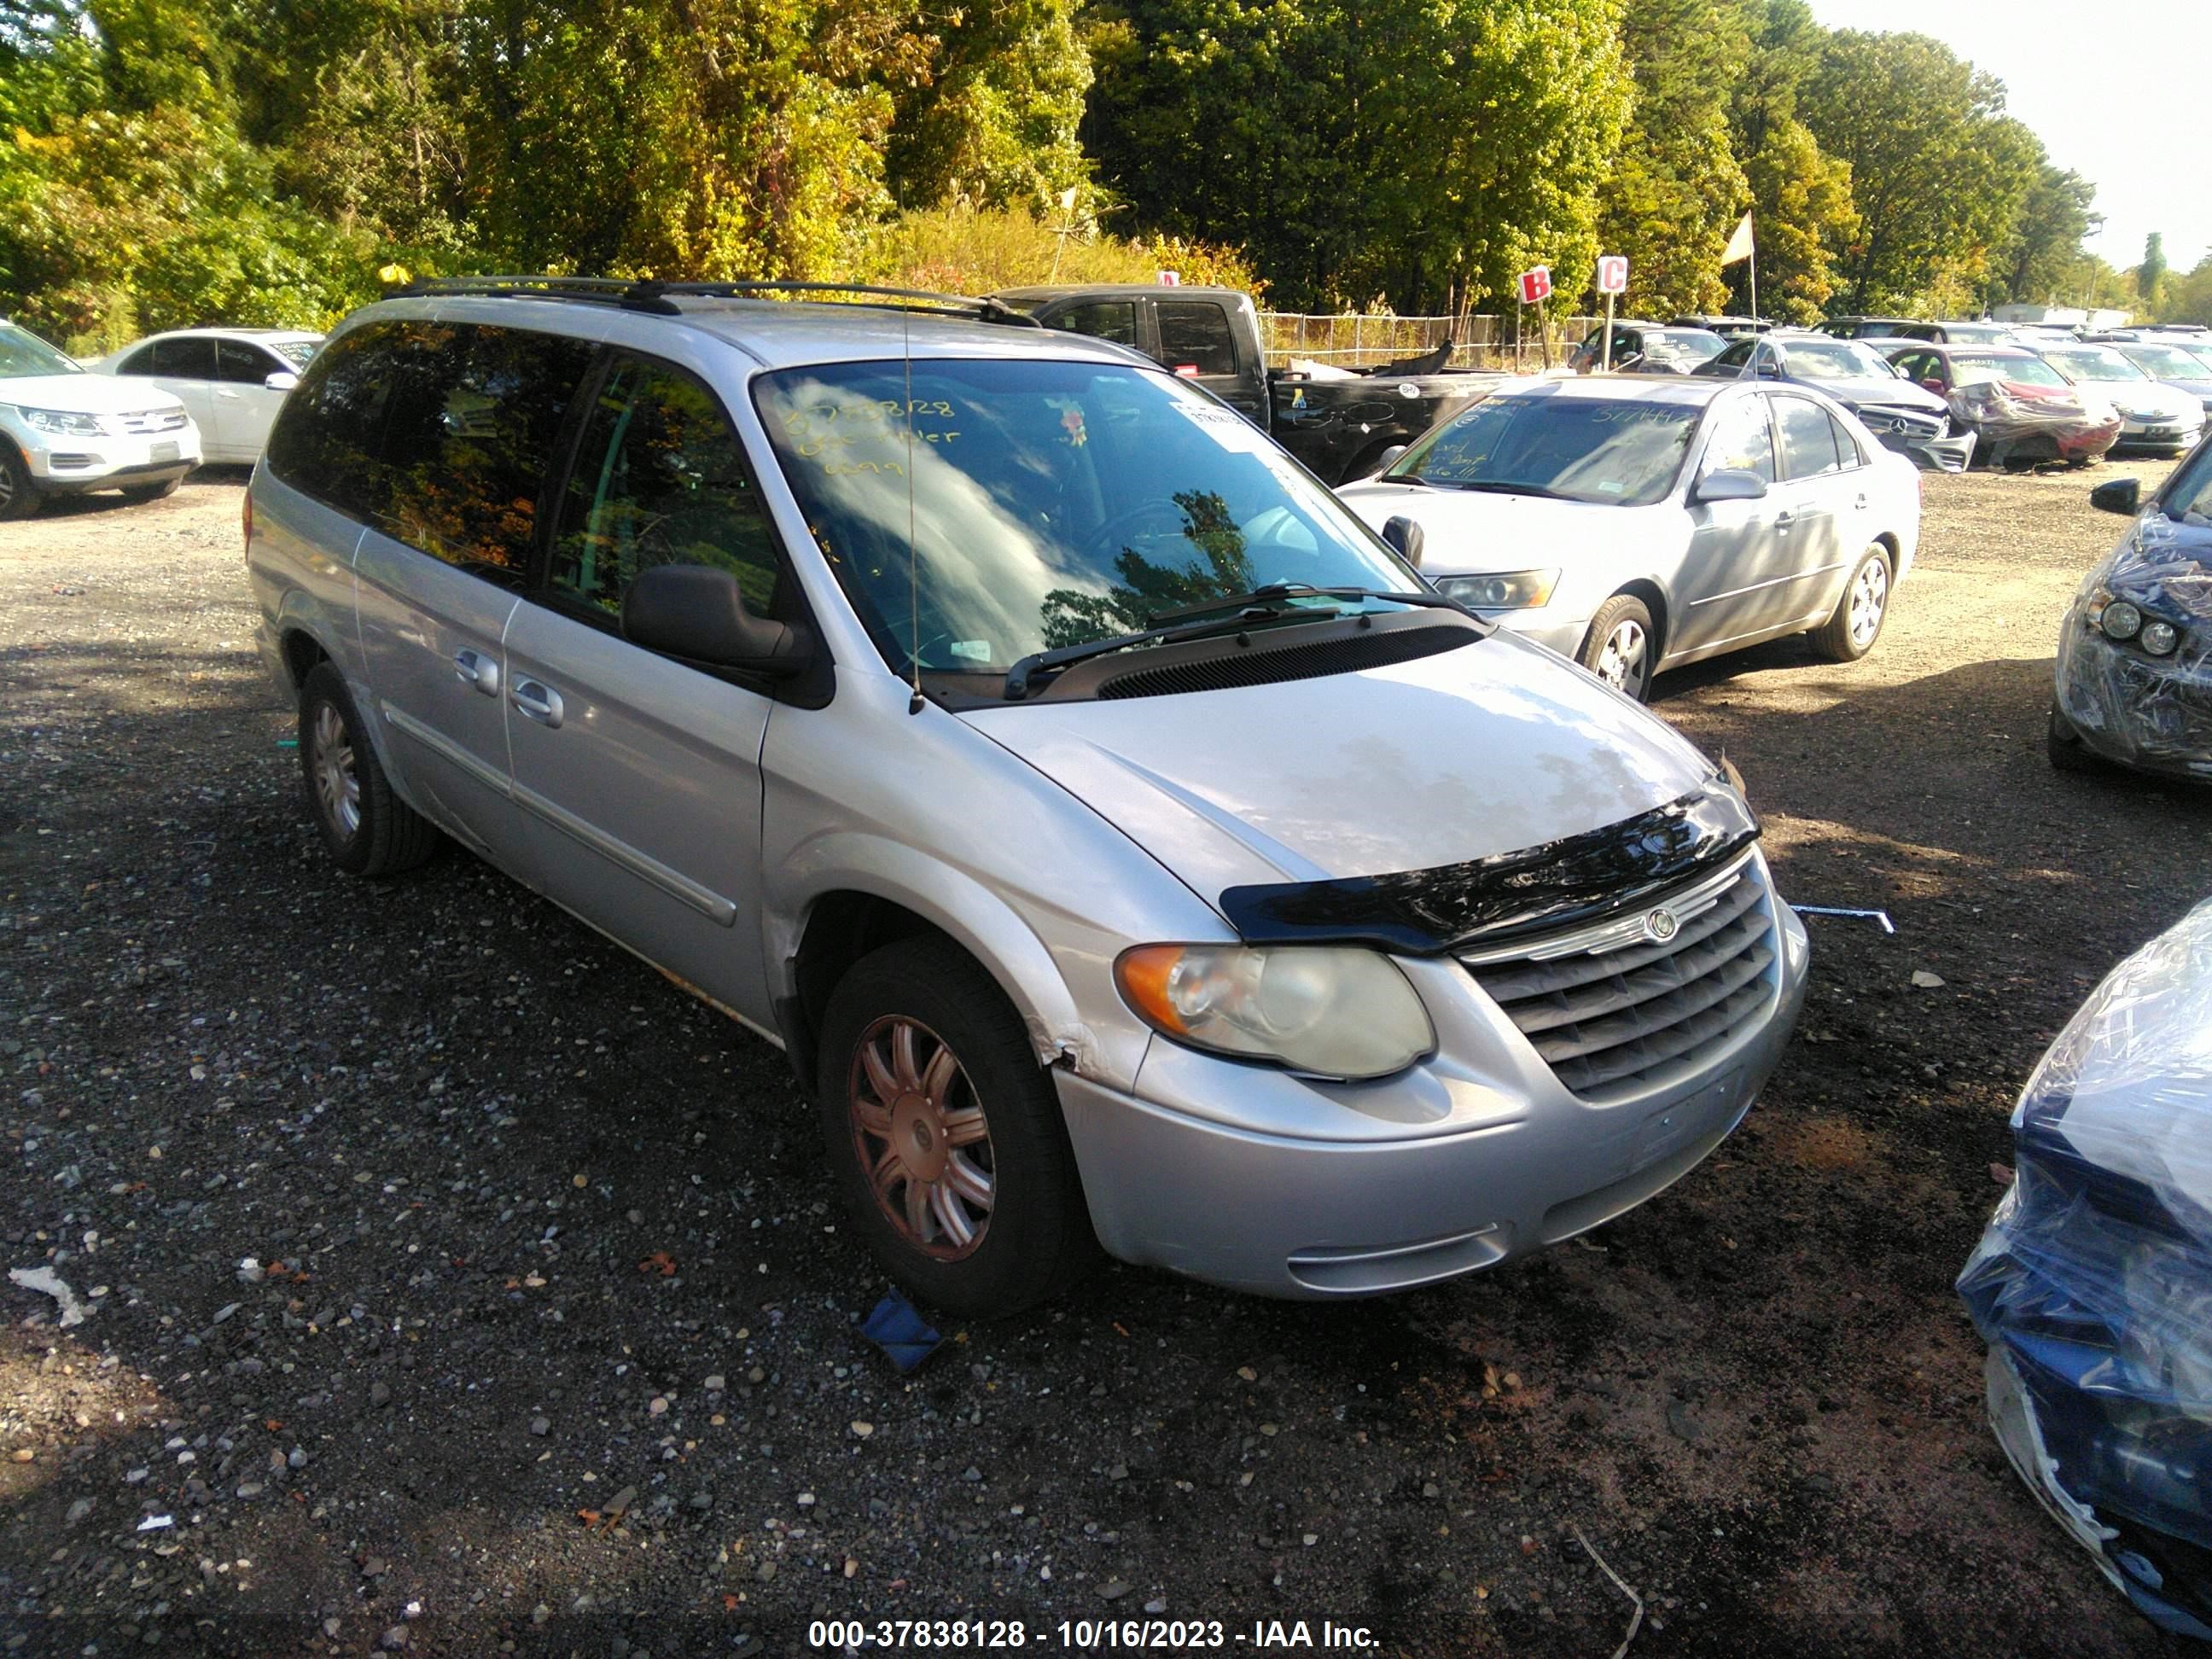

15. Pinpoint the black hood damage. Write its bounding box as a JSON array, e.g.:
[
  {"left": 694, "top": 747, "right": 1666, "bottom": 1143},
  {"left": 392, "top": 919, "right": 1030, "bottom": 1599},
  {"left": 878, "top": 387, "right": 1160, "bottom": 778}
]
[{"left": 1218, "top": 782, "right": 1760, "bottom": 956}]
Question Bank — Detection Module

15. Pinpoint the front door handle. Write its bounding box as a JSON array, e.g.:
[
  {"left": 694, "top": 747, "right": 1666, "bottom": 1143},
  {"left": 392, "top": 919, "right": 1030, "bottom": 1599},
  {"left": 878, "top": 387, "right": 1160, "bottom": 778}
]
[
  {"left": 511, "top": 679, "right": 564, "bottom": 729},
  {"left": 1774, "top": 510, "right": 1796, "bottom": 532},
  {"left": 454, "top": 649, "right": 500, "bottom": 696}
]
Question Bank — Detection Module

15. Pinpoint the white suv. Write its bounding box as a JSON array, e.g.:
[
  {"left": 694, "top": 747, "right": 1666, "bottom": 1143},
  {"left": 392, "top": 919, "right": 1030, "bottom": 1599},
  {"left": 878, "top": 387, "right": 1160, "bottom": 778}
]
[{"left": 0, "top": 318, "right": 201, "bottom": 520}]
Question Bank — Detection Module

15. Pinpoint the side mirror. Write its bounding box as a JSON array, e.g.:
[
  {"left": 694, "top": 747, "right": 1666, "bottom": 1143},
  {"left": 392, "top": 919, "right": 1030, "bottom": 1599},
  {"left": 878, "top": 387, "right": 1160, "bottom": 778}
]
[
  {"left": 2090, "top": 477, "right": 2142, "bottom": 516},
  {"left": 1693, "top": 468, "right": 1769, "bottom": 504},
  {"left": 1381, "top": 515, "right": 1424, "bottom": 568},
  {"left": 264, "top": 370, "right": 300, "bottom": 393},
  {"left": 1371, "top": 445, "right": 1408, "bottom": 475},
  {"left": 623, "top": 563, "right": 812, "bottom": 677}
]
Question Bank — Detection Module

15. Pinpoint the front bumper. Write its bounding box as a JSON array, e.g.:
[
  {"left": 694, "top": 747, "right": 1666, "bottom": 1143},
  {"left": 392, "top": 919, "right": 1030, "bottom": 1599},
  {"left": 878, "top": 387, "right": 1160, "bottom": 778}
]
[
  {"left": 2116, "top": 417, "right": 2203, "bottom": 453},
  {"left": 21, "top": 422, "right": 201, "bottom": 492},
  {"left": 2054, "top": 617, "right": 2212, "bottom": 778},
  {"left": 1057, "top": 893, "right": 1810, "bottom": 1298}
]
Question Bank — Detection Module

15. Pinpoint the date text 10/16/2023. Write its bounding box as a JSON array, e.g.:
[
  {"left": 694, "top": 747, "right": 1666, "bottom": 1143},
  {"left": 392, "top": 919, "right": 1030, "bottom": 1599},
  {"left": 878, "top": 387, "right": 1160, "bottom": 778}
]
[{"left": 806, "top": 1618, "right": 1381, "bottom": 1650}]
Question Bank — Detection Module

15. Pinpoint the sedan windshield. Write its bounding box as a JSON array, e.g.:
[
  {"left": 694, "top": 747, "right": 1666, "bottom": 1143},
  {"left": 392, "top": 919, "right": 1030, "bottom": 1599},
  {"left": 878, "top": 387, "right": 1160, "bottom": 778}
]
[
  {"left": 754, "top": 359, "right": 1415, "bottom": 679},
  {"left": 1953, "top": 353, "right": 2068, "bottom": 388},
  {"left": 2120, "top": 345, "right": 2212, "bottom": 381},
  {"left": 2046, "top": 346, "right": 2148, "bottom": 383},
  {"left": 0, "top": 323, "right": 82, "bottom": 379},
  {"left": 1386, "top": 393, "right": 1701, "bottom": 507},
  {"left": 1779, "top": 340, "right": 1896, "bottom": 380}
]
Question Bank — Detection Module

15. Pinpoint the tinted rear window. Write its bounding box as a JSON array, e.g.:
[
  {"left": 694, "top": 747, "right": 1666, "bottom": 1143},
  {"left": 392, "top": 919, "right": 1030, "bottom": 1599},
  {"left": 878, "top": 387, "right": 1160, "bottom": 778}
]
[
  {"left": 266, "top": 319, "right": 593, "bottom": 575},
  {"left": 1156, "top": 301, "right": 1237, "bottom": 376}
]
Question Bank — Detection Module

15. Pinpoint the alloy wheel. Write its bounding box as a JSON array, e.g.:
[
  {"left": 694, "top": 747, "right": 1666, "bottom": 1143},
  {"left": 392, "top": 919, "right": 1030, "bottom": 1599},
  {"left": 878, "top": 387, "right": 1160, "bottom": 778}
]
[
  {"left": 1848, "top": 556, "right": 1889, "bottom": 649},
  {"left": 1596, "top": 619, "right": 1650, "bottom": 698},
  {"left": 310, "top": 702, "right": 362, "bottom": 840},
  {"left": 848, "top": 1015, "right": 995, "bottom": 1259}
]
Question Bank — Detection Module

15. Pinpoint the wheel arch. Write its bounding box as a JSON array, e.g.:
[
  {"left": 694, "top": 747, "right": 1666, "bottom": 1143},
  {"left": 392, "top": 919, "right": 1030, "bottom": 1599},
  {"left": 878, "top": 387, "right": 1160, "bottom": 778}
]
[
  {"left": 774, "top": 850, "right": 1095, "bottom": 1096},
  {"left": 1610, "top": 579, "right": 1671, "bottom": 663}
]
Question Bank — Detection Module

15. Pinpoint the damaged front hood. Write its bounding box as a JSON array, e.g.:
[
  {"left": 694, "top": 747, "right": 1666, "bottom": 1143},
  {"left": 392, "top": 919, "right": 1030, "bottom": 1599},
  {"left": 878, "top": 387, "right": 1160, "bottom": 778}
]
[
  {"left": 2107, "top": 515, "right": 2212, "bottom": 617},
  {"left": 960, "top": 630, "right": 1718, "bottom": 912}
]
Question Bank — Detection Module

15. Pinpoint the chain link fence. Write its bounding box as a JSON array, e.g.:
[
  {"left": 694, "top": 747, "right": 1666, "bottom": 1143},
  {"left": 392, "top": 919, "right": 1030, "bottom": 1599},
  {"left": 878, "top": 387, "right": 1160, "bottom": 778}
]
[{"left": 1259, "top": 312, "right": 1604, "bottom": 370}]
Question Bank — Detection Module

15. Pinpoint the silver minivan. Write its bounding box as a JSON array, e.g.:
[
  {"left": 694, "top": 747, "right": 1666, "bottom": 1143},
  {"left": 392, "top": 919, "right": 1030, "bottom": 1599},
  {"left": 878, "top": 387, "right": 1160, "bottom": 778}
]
[{"left": 246, "top": 278, "right": 1809, "bottom": 1316}]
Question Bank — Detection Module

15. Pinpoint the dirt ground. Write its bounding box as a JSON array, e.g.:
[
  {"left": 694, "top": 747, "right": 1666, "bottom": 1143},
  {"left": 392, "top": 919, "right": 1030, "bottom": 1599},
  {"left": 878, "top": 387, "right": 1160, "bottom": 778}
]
[{"left": 2, "top": 453, "right": 2206, "bottom": 1658}]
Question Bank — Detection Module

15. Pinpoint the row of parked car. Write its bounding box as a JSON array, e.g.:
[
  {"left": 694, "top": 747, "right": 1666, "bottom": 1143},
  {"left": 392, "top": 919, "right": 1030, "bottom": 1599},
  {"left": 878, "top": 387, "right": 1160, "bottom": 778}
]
[
  {"left": 0, "top": 321, "right": 322, "bottom": 519},
  {"left": 1569, "top": 316, "right": 2212, "bottom": 474}
]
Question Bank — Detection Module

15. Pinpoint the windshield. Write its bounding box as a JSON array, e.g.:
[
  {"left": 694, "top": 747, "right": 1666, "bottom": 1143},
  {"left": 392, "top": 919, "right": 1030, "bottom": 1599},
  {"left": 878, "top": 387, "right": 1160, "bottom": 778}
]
[
  {"left": 2120, "top": 344, "right": 2211, "bottom": 381},
  {"left": 1778, "top": 340, "right": 1895, "bottom": 380},
  {"left": 269, "top": 338, "right": 321, "bottom": 367},
  {"left": 1386, "top": 393, "right": 1701, "bottom": 507},
  {"left": 0, "top": 323, "right": 82, "bottom": 378},
  {"left": 754, "top": 359, "right": 1415, "bottom": 680},
  {"left": 1656, "top": 333, "right": 1727, "bottom": 364},
  {"left": 2046, "top": 346, "right": 2148, "bottom": 383},
  {"left": 1953, "top": 352, "right": 2067, "bottom": 389}
]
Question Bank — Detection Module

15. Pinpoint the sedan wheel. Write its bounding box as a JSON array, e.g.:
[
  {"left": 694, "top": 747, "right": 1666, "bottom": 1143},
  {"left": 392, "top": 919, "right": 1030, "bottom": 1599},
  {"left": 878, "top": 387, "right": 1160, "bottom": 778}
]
[
  {"left": 848, "top": 1014, "right": 996, "bottom": 1260},
  {"left": 1578, "top": 594, "right": 1658, "bottom": 701},
  {"left": 1846, "top": 556, "right": 1889, "bottom": 652},
  {"left": 1811, "top": 543, "right": 1894, "bottom": 662}
]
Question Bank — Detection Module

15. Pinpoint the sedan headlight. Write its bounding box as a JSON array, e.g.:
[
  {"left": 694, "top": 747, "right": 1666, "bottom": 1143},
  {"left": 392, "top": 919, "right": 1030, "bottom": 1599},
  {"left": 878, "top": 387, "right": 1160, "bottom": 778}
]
[
  {"left": 1433, "top": 569, "right": 1560, "bottom": 610},
  {"left": 8, "top": 405, "right": 108, "bottom": 438},
  {"left": 2141, "top": 620, "right": 2180, "bottom": 656},
  {"left": 1115, "top": 944, "right": 1435, "bottom": 1080}
]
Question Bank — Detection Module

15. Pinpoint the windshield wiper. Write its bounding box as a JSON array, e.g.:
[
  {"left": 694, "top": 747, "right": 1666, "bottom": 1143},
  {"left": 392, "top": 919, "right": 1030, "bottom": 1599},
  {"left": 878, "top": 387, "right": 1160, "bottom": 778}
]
[
  {"left": 1435, "top": 480, "right": 1569, "bottom": 499},
  {"left": 1002, "top": 604, "right": 1340, "bottom": 701},
  {"left": 1002, "top": 585, "right": 1487, "bottom": 701}
]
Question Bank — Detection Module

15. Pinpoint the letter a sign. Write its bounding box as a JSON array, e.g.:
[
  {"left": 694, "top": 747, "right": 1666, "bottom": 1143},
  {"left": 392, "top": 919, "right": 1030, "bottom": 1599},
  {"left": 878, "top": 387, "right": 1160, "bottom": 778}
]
[
  {"left": 1518, "top": 267, "right": 1552, "bottom": 306},
  {"left": 1597, "top": 255, "right": 1629, "bottom": 294}
]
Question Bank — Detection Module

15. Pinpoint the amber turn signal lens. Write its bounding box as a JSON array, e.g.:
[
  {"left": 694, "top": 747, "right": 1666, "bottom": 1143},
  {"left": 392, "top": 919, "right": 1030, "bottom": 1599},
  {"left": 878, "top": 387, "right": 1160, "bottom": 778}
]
[{"left": 1114, "top": 944, "right": 1190, "bottom": 1035}]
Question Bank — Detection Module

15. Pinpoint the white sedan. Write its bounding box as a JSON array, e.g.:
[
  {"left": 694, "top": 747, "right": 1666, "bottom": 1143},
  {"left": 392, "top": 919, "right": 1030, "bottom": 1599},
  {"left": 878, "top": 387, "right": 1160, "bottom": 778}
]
[
  {"left": 93, "top": 329, "right": 321, "bottom": 464},
  {"left": 1337, "top": 375, "right": 1923, "bottom": 700}
]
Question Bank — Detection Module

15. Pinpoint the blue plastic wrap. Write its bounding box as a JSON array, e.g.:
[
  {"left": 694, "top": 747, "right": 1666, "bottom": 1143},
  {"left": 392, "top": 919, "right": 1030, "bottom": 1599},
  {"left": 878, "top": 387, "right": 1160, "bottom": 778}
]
[
  {"left": 1959, "top": 898, "right": 2212, "bottom": 1639},
  {"left": 2053, "top": 505, "right": 2212, "bottom": 778}
]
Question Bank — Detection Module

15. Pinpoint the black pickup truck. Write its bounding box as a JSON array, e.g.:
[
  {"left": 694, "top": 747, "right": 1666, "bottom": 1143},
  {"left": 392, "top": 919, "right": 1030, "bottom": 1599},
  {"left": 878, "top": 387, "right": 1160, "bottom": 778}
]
[{"left": 992, "top": 283, "right": 1504, "bottom": 485}]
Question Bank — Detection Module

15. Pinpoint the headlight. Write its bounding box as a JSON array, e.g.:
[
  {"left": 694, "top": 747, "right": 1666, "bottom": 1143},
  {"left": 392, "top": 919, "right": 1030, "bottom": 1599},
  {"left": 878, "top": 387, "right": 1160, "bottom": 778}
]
[
  {"left": 8, "top": 405, "right": 108, "bottom": 438},
  {"left": 1434, "top": 569, "right": 1560, "bottom": 610},
  {"left": 1115, "top": 944, "right": 1435, "bottom": 1080},
  {"left": 2101, "top": 600, "right": 2143, "bottom": 641},
  {"left": 2141, "top": 620, "right": 2180, "bottom": 655}
]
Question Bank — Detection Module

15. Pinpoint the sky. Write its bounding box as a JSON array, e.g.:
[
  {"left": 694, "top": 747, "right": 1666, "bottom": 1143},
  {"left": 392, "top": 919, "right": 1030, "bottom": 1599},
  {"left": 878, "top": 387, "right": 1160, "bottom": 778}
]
[{"left": 1808, "top": 0, "right": 2210, "bottom": 278}]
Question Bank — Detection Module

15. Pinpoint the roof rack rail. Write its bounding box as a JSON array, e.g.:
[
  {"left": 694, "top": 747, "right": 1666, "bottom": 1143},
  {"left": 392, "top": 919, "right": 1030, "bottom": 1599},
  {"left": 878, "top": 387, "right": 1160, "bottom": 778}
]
[{"left": 390, "top": 275, "right": 1041, "bottom": 326}]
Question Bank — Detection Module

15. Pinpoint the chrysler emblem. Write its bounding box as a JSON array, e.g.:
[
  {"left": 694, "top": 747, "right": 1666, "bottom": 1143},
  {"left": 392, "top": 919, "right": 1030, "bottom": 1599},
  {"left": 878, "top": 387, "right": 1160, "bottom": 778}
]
[{"left": 1644, "top": 906, "right": 1680, "bottom": 944}]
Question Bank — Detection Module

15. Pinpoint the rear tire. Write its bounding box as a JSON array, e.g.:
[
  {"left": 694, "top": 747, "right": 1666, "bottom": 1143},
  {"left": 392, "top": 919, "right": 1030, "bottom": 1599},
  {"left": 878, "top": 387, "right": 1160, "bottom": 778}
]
[
  {"left": 1810, "top": 544, "right": 1892, "bottom": 662},
  {"left": 1578, "top": 595, "right": 1657, "bottom": 701},
  {"left": 816, "top": 936, "right": 1098, "bottom": 1318},
  {"left": 0, "top": 445, "right": 38, "bottom": 521},
  {"left": 299, "top": 661, "right": 441, "bottom": 876},
  {"left": 119, "top": 476, "right": 182, "bottom": 503}
]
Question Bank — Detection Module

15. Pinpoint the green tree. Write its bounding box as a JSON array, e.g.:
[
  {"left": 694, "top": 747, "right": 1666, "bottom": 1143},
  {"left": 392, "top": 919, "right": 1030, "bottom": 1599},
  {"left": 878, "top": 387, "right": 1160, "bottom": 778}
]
[
  {"left": 1723, "top": 0, "right": 1854, "bottom": 323},
  {"left": 1083, "top": 0, "right": 1630, "bottom": 314},
  {"left": 1992, "top": 163, "right": 2098, "bottom": 309},
  {"left": 885, "top": 0, "right": 1091, "bottom": 212},
  {"left": 1800, "top": 31, "right": 2036, "bottom": 314},
  {"left": 2138, "top": 232, "right": 2168, "bottom": 309},
  {"left": 1593, "top": 0, "right": 1754, "bottom": 317}
]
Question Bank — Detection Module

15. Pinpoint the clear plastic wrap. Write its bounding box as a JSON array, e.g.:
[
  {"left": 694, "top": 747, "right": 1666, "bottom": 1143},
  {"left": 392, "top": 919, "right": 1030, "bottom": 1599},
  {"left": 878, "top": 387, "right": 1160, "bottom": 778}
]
[
  {"left": 1959, "top": 897, "right": 2212, "bottom": 1638},
  {"left": 1949, "top": 381, "right": 2121, "bottom": 467},
  {"left": 2052, "top": 511, "right": 2212, "bottom": 777}
]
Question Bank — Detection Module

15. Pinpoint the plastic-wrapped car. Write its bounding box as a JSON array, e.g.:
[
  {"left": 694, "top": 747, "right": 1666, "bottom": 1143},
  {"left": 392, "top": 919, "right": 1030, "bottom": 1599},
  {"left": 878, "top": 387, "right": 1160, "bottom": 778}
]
[
  {"left": 2048, "top": 449, "right": 2212, "bottom": 777},
  {"left": 1959, "top": 897, "right": 2212, "bottom": 1639},
  {"left": 1884, "top": 342, "right": 2126, "bottom": 470}
]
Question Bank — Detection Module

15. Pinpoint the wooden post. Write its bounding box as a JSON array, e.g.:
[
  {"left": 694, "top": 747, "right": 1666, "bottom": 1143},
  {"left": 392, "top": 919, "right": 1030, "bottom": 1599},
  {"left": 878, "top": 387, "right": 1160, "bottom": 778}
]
[{"left": 1601, "top": 290, "right": 1615, "bottom": 371}]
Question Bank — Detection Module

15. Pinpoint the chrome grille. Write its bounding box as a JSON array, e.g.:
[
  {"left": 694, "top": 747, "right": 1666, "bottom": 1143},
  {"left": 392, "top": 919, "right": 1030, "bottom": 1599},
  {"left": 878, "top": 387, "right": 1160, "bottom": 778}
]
[
  {"left": 1461, "top": 854, "right": 1778, "bottom": 1105},
  {"left": 1857, "top": 404, "right": 1946, "bottom": 440},
  {"left": 114, "top": 409, "right": 188, "bottom": 434}
]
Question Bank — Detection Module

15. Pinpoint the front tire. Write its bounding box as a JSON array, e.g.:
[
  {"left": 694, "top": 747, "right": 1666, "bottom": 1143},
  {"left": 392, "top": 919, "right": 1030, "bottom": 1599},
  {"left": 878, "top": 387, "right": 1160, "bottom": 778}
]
[
  {"left": 1578, "top": 595, "right": 1656, "bottom": 701},
  {"left": 298, "top": 661, "right": 441, "bottom": 876},
  {"left": 816, "top": 936, "right": 1097, "bottom": 1318},
  {"left": 2046, "top": 703, "right": 2103, "bottom": 774},
  {"left": 1810, "top": 544, "right": 1892, "bottom": 662},
  {"left": 0, "top": 445, "right": 38, "bottom": 521}
]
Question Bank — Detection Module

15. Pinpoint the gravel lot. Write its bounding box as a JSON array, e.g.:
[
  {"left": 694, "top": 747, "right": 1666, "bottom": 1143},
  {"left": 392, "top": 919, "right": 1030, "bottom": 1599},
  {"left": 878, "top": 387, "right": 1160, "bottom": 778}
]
[{"left": 2, "top": 456, "right": 2204, "bottom": 1658}]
